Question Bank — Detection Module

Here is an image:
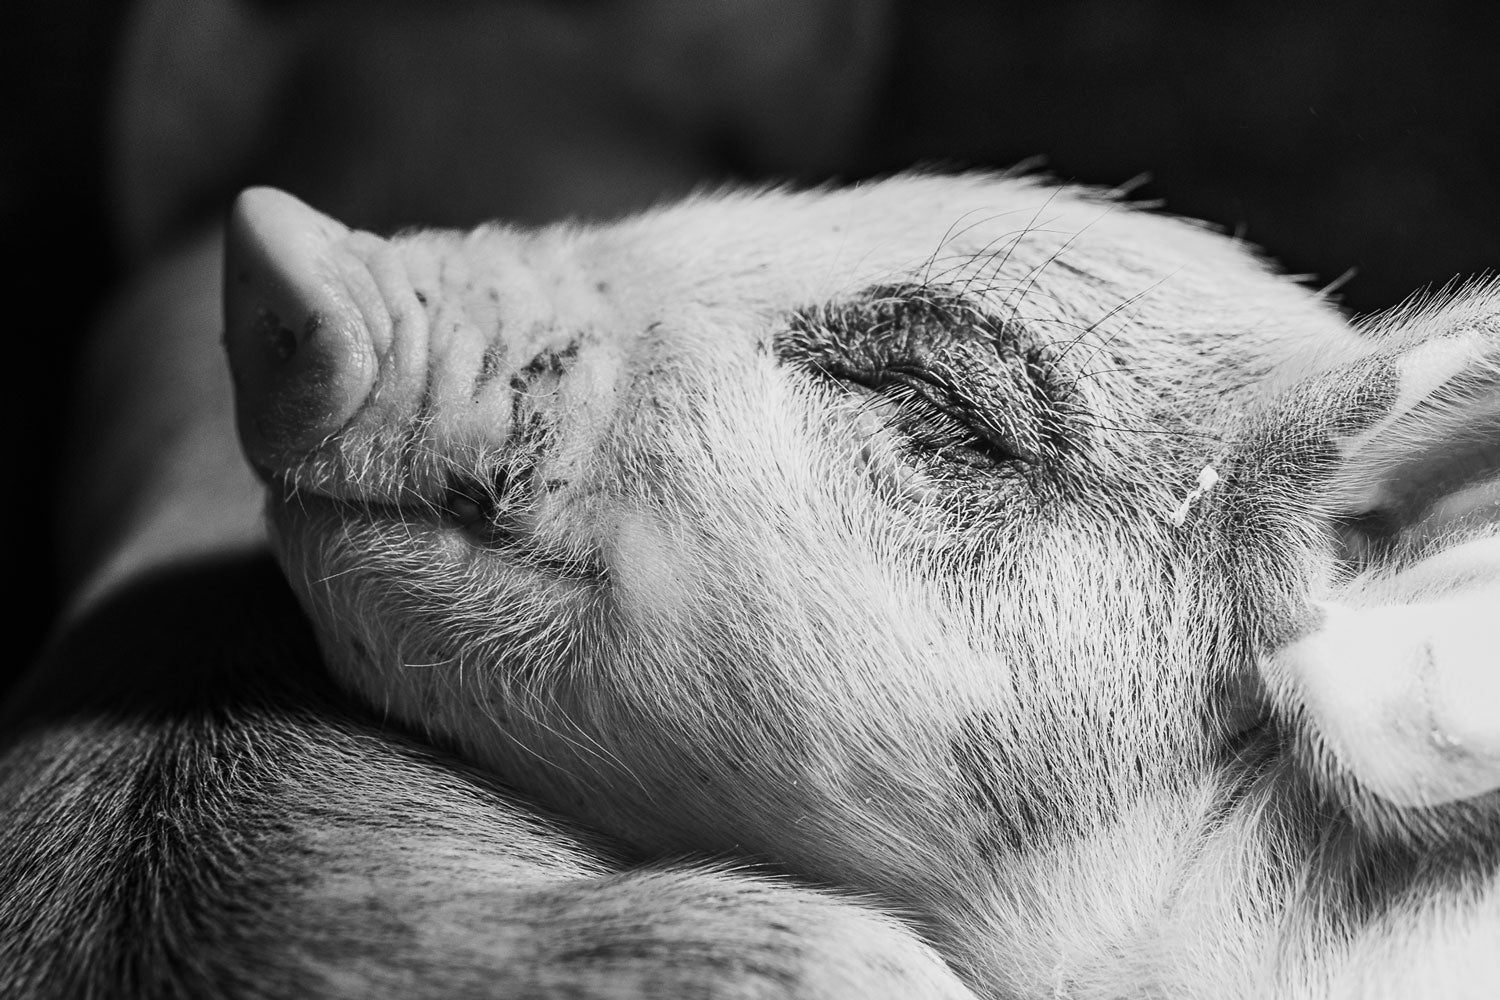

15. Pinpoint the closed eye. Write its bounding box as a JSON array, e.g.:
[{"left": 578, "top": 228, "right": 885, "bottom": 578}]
[
  {"left": 846, "top": 377, "right": 1018, "bottom": 470},
  {"left": 776, "top": 283, "right": 1069, "bottom": 475}
]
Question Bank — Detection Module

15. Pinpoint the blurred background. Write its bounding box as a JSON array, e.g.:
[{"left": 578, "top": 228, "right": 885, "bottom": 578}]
[{"left": 4, "top": 0, "right": 1498, "bottom": 696}]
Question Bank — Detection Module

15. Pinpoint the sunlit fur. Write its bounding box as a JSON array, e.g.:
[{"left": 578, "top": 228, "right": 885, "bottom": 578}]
[{"left": 251, "top": 173, "right": 1499, "bottom": 998}]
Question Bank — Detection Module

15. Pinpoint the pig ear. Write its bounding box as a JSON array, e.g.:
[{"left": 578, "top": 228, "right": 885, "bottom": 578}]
[
  {"left": 1329, "top": 291, "right": 1500, "bottom": 553},
  {"left": 1265, "top": 538, "right": 1500, "bottom": 811},
  {"left": 223, "top": 187, "right": 385, "bottom": 465},
  {"left": 1264, "top": 289, "right": 1500, "bottom": 814}
]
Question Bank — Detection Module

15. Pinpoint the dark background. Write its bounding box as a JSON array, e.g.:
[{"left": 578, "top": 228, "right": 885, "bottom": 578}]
[{"left": 4, "top": 1, "right": 1498, "bottom": 698}]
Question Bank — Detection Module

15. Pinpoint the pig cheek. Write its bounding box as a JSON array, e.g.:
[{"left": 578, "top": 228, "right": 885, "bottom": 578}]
[{"left": 606, "top": 509, "right": 697, "bottom": 635}]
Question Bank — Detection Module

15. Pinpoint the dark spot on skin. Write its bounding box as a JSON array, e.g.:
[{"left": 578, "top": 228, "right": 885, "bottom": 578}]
[
  {"left": 519, "top": 410, "right": 552, "bottom": 447},
  {"left": 949, "top": 711, "right": 1072, "bottom": 860},
  {"left": 594, "top": 281, "right": 609, "bottom": 294},
  {"left": 415, "top": 290, "right": 428, "bottom": 306},
  {"left": 474, "top": 344, "right": 507, "bottom": 399},
  {"left": 1281, "top": 799, "right": 1497, "bottom": 926},
  {"left": 254, "top": 309, "right": 299, "bottom": 362},
  {"left": 269, "top": 326, "right": 297, "bottom": 362},
  {"left": 528, "top": 341, "right": 582, "bottom": 378},
  {"left": 508, "top": 340, "right": 582, "bottom": 395}
]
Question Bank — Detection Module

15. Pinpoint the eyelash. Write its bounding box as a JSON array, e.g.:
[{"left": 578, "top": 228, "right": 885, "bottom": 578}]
[
  {"left": 847, "top": 381, "right": 1008, "bottom": 472},
  {"left": 885, "top": 386, "right": 1003, "bottom": 466}
]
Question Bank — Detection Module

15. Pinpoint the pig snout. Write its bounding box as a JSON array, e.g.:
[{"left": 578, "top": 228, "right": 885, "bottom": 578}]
[
  {"left": 222, "top": 186, "right": 612, "bottom": 507},
  {"left": 224, "top": 187, "right": 386, "bottom": 472}
]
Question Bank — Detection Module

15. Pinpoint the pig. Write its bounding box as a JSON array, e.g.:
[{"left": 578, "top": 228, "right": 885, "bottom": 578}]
[{"left": 206, "top": 174, "right": 1495, "bottom": 998}]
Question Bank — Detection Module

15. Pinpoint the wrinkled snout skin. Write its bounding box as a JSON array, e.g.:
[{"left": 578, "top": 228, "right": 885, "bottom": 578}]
[{"left": 227, "top": 176, "right": 1500, "bottom": 998}]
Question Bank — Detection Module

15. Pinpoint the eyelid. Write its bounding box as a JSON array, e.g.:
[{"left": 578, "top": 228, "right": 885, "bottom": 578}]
[
  {"left": 842, "top": 386, "right": 944, "bottom": 505},
  {"left": 777, "top": 284, "right": 1064, "bottom": 469},
  {"left": 844, "top": 379, "right": 1010, "bottom": 471},
  {"left": 846, "top": 367, "right": 1024, "bottom": 466}
]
